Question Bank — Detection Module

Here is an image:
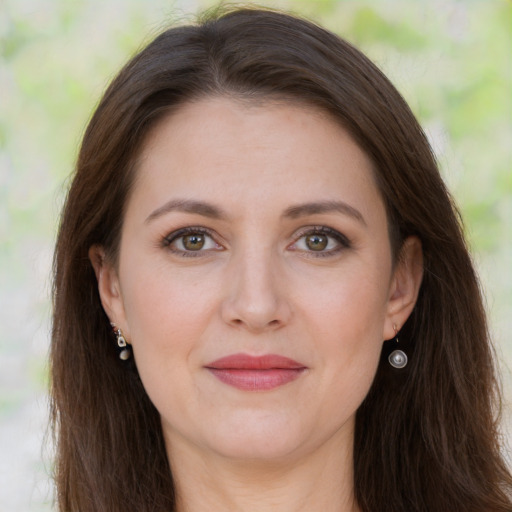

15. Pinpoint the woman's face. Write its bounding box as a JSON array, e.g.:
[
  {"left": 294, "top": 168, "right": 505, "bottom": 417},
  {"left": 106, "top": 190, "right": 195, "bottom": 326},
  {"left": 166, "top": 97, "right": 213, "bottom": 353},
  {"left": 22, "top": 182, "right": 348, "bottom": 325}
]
[{"left": 95, "top": 97, "right": 421, "bottom": 464}]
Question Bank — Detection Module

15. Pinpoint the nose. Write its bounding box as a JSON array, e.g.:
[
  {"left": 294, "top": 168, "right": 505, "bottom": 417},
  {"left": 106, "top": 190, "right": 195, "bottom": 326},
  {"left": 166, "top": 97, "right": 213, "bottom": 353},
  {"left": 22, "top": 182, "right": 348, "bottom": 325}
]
[{"left": 220, "top": 250, "right": 292, "bottom": 333}]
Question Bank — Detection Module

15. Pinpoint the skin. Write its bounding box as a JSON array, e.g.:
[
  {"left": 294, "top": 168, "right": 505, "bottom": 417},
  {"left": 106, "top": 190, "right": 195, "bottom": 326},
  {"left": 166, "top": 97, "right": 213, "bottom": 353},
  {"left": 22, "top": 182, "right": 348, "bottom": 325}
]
[{"left": 91, "top": 97, "right": 423, "bottom": 512}]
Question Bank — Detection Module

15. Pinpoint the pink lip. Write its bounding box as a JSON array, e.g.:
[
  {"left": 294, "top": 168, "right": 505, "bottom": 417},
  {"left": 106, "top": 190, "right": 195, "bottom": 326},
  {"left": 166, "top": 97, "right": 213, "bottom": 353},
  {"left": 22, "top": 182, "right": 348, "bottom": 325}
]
[{"left": 205, "top": 353, "right": 307, "bottom": 391}]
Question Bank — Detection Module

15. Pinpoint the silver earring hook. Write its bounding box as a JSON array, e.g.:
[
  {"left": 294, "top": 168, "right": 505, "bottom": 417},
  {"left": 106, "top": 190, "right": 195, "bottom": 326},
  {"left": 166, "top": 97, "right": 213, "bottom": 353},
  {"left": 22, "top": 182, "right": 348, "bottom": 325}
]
[
  {"left": 110, "top": 322, "right": 131, "bottom": 360},
  {"left": 388, "top": 323, "right": 407, "bottom": 369}
]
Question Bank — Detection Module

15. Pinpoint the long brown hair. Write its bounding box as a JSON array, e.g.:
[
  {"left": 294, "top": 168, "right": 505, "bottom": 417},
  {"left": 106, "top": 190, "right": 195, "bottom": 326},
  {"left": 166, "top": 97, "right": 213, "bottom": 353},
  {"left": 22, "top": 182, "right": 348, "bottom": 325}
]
[{"left": 50, "top": 7, "right": 512, "bottom": 511}]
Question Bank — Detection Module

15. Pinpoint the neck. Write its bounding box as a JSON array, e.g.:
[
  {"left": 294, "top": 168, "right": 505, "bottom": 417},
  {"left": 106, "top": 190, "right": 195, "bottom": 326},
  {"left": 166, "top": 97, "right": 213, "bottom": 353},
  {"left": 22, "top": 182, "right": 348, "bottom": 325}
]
[{"left": 166, "top": 428, "right": 360, "bottom": 512}]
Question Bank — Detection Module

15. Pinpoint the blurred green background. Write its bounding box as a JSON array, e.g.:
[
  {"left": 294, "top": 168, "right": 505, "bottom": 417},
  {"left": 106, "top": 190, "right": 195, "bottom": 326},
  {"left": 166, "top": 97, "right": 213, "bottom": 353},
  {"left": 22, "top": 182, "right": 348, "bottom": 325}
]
[{"left": 0, "top": 0, "right": 510, "bottom": 509}]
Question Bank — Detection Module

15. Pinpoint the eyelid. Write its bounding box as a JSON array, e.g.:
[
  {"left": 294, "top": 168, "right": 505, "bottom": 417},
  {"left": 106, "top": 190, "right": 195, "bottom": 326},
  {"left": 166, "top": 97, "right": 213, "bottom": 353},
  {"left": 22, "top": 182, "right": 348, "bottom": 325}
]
[
  {"left": 289, "top": 225, "right": 351, "bottom": 255},
  {"left": 161, "top": 225, "right": 350, "bottom": 257},
  {"left": 162, "top": 226, "right": 224, "bottom": 256}
]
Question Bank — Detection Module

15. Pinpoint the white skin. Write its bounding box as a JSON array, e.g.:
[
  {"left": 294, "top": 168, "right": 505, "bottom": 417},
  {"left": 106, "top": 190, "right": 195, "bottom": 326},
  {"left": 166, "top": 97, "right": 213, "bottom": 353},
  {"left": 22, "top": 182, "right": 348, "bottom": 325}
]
[{"left": 91, "top": 97, "right": 423, "bottom": 512}]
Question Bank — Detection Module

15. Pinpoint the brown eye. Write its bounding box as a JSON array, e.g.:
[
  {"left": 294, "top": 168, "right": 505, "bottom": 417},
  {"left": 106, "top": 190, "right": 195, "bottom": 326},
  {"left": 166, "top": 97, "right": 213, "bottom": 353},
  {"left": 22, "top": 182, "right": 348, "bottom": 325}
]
[
  {"left": 182, "top": 234, "right": 205, "bottom": 251},
  {"left": 289, "top": 227, "right": 350, "bottom": 256},
  {"left": 305, "top": 234, "right": 328, "bottom": 251},
  {"left": 164, "top": 229, "right": 221, "bottom": 255}
]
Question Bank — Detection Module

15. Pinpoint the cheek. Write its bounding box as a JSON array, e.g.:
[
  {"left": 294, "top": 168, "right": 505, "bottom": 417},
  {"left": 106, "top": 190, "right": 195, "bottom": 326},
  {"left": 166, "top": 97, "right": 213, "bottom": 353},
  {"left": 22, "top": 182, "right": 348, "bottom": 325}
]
[
  {"left": 298, "top": 259, "right": 390, "bottom": 340},
  {"left": 302, "top": 287, "right": 385, "bottom": 429},
  {"left": 117, "top": 253, "right": 230, "bottom": 402},
  {"left": 120, "top": 254, "right": 218, "bottom": 341},
  {"left": 118, "top": 261, "right": 218, "bottom": 412},
  {"left": 296, "top": 260, "right": 389, "bottom": 386}
]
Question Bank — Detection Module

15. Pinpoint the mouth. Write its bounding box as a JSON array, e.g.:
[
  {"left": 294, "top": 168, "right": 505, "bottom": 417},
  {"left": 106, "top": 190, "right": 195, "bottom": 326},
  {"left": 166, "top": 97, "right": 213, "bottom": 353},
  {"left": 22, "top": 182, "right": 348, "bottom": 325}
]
[{"left": 204, "top": 353, "right": 308, "bottom": 391}]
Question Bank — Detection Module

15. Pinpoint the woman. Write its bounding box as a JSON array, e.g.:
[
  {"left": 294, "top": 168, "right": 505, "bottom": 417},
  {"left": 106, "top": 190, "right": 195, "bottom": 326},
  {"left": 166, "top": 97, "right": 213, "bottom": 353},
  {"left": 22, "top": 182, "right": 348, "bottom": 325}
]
[{"left": 50, "top": 7, "right": 512, "bottom": 512}]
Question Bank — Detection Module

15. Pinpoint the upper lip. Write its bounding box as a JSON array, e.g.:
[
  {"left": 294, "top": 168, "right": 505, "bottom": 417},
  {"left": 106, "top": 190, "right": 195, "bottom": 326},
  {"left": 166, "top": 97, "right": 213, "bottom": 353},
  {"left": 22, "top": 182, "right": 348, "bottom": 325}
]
[{"left": 205, "top": 353, "right": 307, "bottom": 370}]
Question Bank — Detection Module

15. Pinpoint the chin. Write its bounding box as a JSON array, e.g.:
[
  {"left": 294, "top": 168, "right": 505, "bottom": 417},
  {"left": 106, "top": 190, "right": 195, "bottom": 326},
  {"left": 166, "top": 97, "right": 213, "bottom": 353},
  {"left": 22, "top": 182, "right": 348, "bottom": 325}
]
[
  {"left": 203, "top": 416, "right": 308, "bottom": 462},
  {"left": 213, "top": 438, "right": 303, "bottom": 462}
]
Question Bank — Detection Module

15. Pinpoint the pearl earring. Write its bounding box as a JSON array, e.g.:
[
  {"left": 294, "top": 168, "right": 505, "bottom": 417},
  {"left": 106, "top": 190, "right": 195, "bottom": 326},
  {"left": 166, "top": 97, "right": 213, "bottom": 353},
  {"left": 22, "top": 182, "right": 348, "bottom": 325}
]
[
  {"left": 388, "top": 323, "right": 407, "bottom": 369},
  {"left": 110, "top": 322, "right": 131, "bottom": 360}
]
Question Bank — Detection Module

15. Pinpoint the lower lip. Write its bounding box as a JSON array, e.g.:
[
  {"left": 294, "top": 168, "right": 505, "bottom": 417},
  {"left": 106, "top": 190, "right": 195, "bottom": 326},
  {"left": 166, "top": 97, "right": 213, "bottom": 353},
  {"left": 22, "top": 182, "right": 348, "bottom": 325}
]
[{"left": 207, "top": 368, "right": 306, "bottom": 391}]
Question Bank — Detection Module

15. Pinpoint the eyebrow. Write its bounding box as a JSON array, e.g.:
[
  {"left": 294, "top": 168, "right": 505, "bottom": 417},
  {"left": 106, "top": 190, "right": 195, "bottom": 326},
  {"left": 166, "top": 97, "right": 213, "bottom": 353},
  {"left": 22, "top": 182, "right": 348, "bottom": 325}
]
[
  {"left": 282, "top": 201, "right": 366, "bottom": 226},
  {"left": 145, "top": 198, "right": 366, "bottom": 226},
  {"left": 145, "top": 199, "right": 227, "bottom": 223}
]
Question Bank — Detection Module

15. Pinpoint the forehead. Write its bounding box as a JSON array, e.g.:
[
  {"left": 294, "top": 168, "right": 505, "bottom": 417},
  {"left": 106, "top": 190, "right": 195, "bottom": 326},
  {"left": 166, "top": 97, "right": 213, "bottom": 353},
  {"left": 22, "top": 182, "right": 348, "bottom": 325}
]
[{"left": 130, "top": 96, "right": 384, "bottom": 223}]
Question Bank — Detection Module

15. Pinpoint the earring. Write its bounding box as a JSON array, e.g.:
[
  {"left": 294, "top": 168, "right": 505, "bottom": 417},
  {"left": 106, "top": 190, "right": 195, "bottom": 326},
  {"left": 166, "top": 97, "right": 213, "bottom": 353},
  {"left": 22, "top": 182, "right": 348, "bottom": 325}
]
[
  {"left": 110, "top": 322, "right": 131, "bottom": 360},
  {"left": 388, "top": 323, "right": 407, "bottom": 369}
]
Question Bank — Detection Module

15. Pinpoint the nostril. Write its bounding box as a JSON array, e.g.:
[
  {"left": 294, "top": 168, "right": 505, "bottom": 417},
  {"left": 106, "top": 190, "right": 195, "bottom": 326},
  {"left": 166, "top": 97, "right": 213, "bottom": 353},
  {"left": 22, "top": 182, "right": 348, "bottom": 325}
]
[{"left": 229, "top": 317, "right": 281, "bottom": 329}]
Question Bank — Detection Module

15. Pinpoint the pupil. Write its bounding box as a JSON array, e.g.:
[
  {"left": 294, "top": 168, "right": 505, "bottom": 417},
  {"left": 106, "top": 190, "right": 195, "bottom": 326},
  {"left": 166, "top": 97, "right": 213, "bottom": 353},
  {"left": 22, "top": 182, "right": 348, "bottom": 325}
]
[
  {"left": 306, "top": 234, "right": 327, "bottom": 251},
  {"left": 184, "top": 234, "right": 204, "bottom": 250}
]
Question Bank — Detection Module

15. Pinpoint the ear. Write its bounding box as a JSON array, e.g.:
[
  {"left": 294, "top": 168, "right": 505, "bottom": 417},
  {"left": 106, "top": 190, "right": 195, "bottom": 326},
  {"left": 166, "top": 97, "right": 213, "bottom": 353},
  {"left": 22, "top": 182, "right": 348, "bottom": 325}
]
[
  {"left": 383, "top": 236, "right": 423, "bottom": 340},
  {"left": 89, "top": 245, "right": 130, "bottom": 340}
]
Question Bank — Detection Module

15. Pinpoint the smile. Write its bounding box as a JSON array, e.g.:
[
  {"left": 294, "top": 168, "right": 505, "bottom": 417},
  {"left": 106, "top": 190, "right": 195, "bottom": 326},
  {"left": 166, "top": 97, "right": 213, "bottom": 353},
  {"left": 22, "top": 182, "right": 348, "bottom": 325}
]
[{"left": 205, "top": 353, "right": 308, "bottom": 391}]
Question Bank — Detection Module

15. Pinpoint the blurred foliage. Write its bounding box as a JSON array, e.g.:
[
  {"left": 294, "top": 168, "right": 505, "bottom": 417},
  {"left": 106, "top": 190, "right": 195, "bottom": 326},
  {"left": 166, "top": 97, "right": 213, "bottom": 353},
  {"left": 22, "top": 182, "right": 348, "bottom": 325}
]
[
  {"left": 2, "top": 0, "right": 510, "bottom": 253},
  {"left": 1, "top": 0, "right": 510, "bottom": 378},
  {"left": 0, "top": 0, "right": 511, "bottom": 506},
  {"left": 0, "top": 0, "right": 512, "bottom": 510},
  {"left": 0, "top": 0, "right": 510, "bottom": 364}
]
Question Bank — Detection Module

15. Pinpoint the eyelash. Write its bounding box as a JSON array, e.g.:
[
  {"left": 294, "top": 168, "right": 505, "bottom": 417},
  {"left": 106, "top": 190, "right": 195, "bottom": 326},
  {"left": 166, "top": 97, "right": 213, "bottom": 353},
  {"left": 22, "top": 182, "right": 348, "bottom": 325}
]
[
  {"left": 290, "top": 226, "right": 351, "bottom": 257},
  {"left": 161, "top": 225, "right": 351, "bottom": 258},
  {"left": 162, "top": 227, "right": 220, "bottom": 258}
]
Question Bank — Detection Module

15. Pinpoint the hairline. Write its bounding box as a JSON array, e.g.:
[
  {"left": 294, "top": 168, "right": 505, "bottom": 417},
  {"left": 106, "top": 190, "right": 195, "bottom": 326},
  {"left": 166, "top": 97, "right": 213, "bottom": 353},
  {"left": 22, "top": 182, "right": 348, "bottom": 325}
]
[{"left": 110, "top": 91, "right": 402, "bottom": 267}]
